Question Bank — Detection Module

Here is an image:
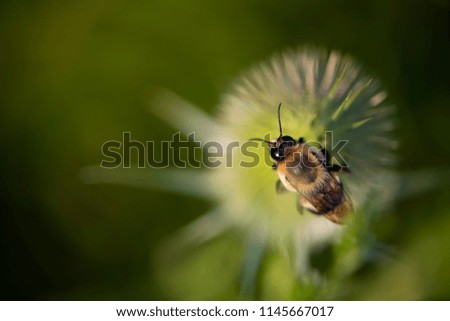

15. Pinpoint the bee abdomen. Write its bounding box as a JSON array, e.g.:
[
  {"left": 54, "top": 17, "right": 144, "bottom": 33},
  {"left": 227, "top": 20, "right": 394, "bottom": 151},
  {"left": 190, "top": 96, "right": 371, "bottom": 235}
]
[{"left": 301, "top": 174, "right": 351, "bottom": 223}]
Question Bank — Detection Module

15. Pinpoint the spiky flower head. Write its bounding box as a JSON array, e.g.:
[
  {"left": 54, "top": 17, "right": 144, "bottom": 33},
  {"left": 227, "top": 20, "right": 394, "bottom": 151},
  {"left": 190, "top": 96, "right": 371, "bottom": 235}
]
[
  {"left": 148, "top": 47, "right": 398, "bottom": 298},
  {"left": 83, "top": 47, "right": 398, "bottom": 299}
]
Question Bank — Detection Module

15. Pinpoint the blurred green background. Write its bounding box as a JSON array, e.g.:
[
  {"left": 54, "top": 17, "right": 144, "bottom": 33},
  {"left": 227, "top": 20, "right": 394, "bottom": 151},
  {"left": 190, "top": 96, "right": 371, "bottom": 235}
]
[{"left": 0, "top": 0, "right": 449, "bottom": 300}]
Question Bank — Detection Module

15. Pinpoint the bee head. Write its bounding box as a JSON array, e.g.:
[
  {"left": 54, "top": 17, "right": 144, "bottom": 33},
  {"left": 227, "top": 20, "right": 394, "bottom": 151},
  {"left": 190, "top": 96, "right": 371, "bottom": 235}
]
[
  {"left": 250, "top": 103, "right": 298, "bottom": 161},
  {"left": 269, "top": 135, "right": 296, "bottom": 161}
]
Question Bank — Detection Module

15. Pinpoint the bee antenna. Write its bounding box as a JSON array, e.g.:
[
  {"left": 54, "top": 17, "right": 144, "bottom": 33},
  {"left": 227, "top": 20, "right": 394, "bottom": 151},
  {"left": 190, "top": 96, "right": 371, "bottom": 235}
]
[{"left": 277, "top": 103, "right": 283, "bottom": 138}]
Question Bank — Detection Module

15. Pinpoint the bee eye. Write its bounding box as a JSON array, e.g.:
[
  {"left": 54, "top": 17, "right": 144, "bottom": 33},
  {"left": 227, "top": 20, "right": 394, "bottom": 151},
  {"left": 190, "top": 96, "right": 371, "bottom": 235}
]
[{"left": 270, "top": 146, "right": 283, "bottom": 161}]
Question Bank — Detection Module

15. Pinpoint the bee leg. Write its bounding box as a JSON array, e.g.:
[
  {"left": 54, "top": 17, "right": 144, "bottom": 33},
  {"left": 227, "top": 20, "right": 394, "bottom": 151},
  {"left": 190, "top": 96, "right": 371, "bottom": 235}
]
[
  {"left": 320, "top": 148, "right": 331, "bottom": 165},
  {"left": 296, "top": 199, "right": 304, "bottom": 215},
  {"left": 275, "top": 179, "right": 288, "bottom": 194},
  {"left": 320, "top": 148, "right": 350, "bottom": 173},
  {"left": 271, "top": 163, "right": 277, "bottom": 170},
  {"left": 298, "top": 137, "right": 305, "bottom": 144}
]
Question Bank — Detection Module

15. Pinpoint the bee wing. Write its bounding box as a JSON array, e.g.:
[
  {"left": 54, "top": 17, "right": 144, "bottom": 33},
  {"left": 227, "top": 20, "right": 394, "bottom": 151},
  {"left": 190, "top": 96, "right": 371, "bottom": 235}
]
[
  {"left": 323, "top": 208, "right": 346, "bottom": 224},
  {"left": 284, "top": 161, "right": 350, "bottom": 224},
  {"left": 296, "top": 193, "right": 319, "bottom": 214},
  {"left": 296, "top": 191, "right": 351, "bottom": 224},
  {"left": 283, "top": 161, "right": 338, "bottom": 214},
  {"left": 281, "top": 145, "right": 351, "bottom": 224}
]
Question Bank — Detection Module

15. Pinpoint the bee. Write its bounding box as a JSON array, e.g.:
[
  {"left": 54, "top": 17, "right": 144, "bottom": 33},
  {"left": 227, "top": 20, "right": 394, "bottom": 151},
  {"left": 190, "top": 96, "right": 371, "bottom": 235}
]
[{"left": 251, "top": 103, "right": 352, "bottom": 224}]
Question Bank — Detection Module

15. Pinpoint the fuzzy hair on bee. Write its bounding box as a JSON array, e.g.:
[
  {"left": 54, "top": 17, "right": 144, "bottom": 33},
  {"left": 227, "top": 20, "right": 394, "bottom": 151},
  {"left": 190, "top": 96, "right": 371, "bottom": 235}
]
[{"left": 252, "top": 103, "right": 352, "bottom": 224}]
